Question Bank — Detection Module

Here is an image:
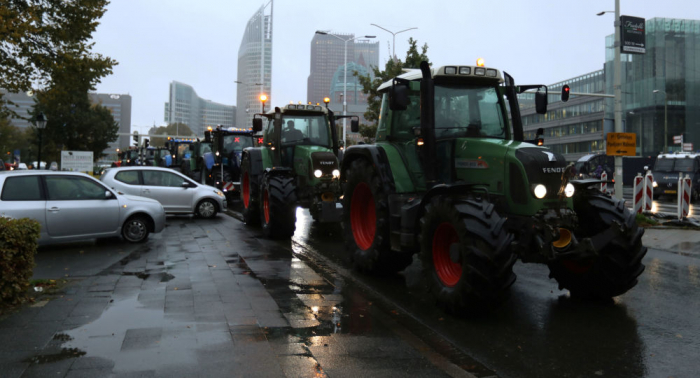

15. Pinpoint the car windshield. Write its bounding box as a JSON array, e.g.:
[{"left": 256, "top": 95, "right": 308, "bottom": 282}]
[
  {"left": 434, "top": 84, "right": 506, "bottom": 139},
  {"left": 280, "top": 114, "right": 331, "bottom": 147},
  {"left": 222, "top": 135, "right": 253, "bottom": 154},
  {"left": 654, "top": 158, "right": 675, "bottom": 172},
  {"left": 674, "top": 159, "right": 696, "bottom": 172}
]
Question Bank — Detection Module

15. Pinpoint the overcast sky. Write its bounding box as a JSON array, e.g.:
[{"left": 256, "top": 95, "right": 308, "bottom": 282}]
[{"left": 91, "top": 0, "right": 698, "bottom": 134}]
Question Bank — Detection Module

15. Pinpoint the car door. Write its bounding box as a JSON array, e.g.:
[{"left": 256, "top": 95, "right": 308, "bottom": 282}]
[
  {"left": 141, "top": 170, "right": 194, "bottom": 213},
  {"left": 44, "top": 175, "right": 120, "bottom": 238},
  {"left": 111, "top": 170, "right": 142, "bottom": 195},
  {"left": 0, "top": 175, "right": 47, "bottom": 239}
]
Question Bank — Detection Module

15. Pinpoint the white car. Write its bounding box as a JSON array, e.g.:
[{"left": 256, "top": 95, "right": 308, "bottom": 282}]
[
  {"left": 0, "top": 171, "right": 166, "bottom": 244},
  {"left": 100, "top": 166, "right": 226, "bottom": 218}
]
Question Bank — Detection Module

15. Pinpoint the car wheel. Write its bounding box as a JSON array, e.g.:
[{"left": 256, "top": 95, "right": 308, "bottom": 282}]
[
  {"left": 122, "top": 216, "right": 150, "bottom": 243},
  {"left": 196, "top": 199, "right": 218, "bottom": 219}
]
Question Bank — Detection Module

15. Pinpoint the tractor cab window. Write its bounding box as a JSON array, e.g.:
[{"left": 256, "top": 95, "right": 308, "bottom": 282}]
[
  {"left": 280, "top": 115, "right": 330, "bottom": 147},
  {"left": 177, "top": 144, "right": 190, "bottom": 160},
  {"left": 434, "top": 85, "right": 506, "bottom": 139},
  {"left": 222, "top": 135, "right": 253, "bottom": 154},
  {"left": 389, "top": 91, "right": 421, "bottom": 141}
]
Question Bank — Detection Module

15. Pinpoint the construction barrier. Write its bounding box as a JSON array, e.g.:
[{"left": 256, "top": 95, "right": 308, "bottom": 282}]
[
  {"left": 600, "top": 171, "right": 608, "bottom": 193},
  {"left": 644, "top": 171, "right": 654, "bottom": 212},
  {"left": 633, "top": 173, "right": 644, "bottom": 214},
  {"left": 678, "top": 174, "right": 692, "bottom": 220}
]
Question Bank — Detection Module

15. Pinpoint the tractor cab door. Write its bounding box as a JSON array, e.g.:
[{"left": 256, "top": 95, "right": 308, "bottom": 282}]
[{"left": 386, "top": 92, "right": 427, "bottom": 191}]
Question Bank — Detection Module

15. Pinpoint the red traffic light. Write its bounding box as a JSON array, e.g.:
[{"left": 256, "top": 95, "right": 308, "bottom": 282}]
[{"left": 561, "top": 85, "right": 570, "bottom": 102}]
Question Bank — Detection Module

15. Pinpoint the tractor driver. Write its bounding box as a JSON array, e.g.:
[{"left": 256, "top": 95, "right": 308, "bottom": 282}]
[{"left": 282, "top": 120, "right": 304, "bottom": 143}]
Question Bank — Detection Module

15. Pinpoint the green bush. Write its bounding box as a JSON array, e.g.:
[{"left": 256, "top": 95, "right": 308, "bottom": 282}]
[{"left": 0, "top": 217, "right": 40, "bottom": 307}]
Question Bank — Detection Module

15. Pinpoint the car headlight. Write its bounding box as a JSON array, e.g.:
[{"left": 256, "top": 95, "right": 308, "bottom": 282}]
[
  {"left": 214, "top": 190, "right": 225, "bottom": 197},
  {"left": 533, "top": 184, "right": 547, "bottom": 199},
  {"left": 653, "top": 181, "right": 658, "bottom": 188},
  {"left": 314, "top": 169, "right": 323, "bottom": 178},
  {"left": 332, "top": 169, "right": 340, "bottom": 178},
  {"left": 564, "top": 183, "right": 575, "bottom": 198}
]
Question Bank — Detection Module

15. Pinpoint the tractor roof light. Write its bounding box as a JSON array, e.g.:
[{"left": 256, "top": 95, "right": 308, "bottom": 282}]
[
  {"left": 474, "top": 67, "right": 486, "bottom": 76},
  {"left": 459, "top": 67, "right": 471, "bottom": 75},
  {"left": 476, "top": 58, "right": 485, "bottom": 67},
  {"left": 445, "top": 66, "right": 457, "bottom": 75},
  {"left": 486, "top": 69, "right": 497, "bottom": 77},
  {"left": 323, "top": 97, "right": 330, "bottom": 104}
]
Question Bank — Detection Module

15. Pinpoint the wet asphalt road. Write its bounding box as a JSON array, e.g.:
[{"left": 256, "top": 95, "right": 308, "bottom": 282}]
[{"left": 272, "top": 206, "right": 700, "bottom": 378}]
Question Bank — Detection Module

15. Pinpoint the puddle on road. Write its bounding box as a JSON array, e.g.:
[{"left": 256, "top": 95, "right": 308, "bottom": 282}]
[{"left": 670, "top": 241, "right": 700, "bottom": 253}]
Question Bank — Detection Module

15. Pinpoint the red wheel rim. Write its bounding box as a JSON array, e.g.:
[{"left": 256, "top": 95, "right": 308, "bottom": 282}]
[
  {"left": 350, "top": 182, "right": 375, "bottom": 250},
  {"left": 263, "top": 189, "right": 270, "bottom": 224},
  {"left": 432, "top": 222, "right": 462, "bottom": 287},
  {"left": 242, "top": 172, "right": 250, "bottom": 208}
]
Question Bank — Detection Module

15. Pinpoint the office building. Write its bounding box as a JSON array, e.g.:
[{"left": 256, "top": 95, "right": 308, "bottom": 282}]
[
  {"left": 164, "top": 81, "right": 236, "bottom": 135},
  {"left": 236, "top": 2, "right": 273, "bottom": 129}
]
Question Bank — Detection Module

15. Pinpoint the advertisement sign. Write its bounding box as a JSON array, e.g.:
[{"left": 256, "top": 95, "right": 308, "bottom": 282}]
[
  {"left": 61, "top": 151, "right": 94, "bottom": 172},
  {"left": 620, "top": 16, "right": 646, "bottom": 54}
]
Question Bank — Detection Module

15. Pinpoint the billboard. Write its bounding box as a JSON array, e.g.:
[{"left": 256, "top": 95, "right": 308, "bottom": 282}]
[
  {"left": 61, "top": 151, "right": 94, "bottom": 172},
  {"left": 620, "top": 16, "right": 646, "bottom": 54}
]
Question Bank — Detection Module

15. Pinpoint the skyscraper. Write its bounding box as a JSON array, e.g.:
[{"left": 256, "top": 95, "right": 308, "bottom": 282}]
[
  {"left": 164, "top": 81, "right": 236, "bottom": 136},
  {"left": 236, "top": 2, "right": 273, "bottom": 129}
]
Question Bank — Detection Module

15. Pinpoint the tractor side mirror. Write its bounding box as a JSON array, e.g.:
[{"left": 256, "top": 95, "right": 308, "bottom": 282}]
[
  {"left": 164, "top": 142, "right": 170, "bottom": 149},
  {"left": 535, "top": 87, "right": 548, "bottom": 114},
  {"left": 188, "top": 144, "right": 194, "bottom": 151},
  {"left": 350, "top": 119, "right": 359, "bottom": 133},
  {"left": 252, "top": 118, "right": 263, "bottom": 132},
  {"left": 536, "top": 128, "right": 544, "bottom": 138},
  {"left": 389, "top": 82, "right": 409, "bottom": 111},
  {"left": 204, "top": 130, "right": 211, "bottom": 143}
]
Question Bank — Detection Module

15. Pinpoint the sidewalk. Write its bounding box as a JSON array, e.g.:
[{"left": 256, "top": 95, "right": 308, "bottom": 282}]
[{"left": 0, "top": 216, "right": 460, "bottom": 378}]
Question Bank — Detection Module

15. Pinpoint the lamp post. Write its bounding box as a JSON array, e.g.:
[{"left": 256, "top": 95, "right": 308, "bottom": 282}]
[
  {"left": 653, "top": 89, "right": 668, "bottom": 153},
  {"left": 370, "top": 24, "right": 417, "bottom": 61},
  {"left": 260, "top": 94, "right": 268, "bottom": 114},
  {"left": 597, "top": 0, "right": 623, "bottom": 200},
  {"left": 315, "top": 31, "right": 376, "bottom": 146},
  {"left": 35, "top": 112, "right": 47, "bottom": 170}
]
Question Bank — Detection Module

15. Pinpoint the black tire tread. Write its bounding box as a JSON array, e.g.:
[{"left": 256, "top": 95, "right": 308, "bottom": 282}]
[
  {"left": 240, "top": 155, "right": 259, "bottom": 225},
  {"left": 261, "top": 175, "right": 297, "bottom": 239}
]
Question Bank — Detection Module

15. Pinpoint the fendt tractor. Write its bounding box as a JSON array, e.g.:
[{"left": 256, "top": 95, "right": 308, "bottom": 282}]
[
  {"left": 162, "top": 137, "right": 197, "bottom": 171},
  {"left": 112, "top": 147, "right": 140, "bottom": 167},
  {"left": 340, "top": 61, "right": 647, "bottom": 314},
  {"left": 199, "top": 126, "right": 257, "bottom": 200},
  {"left": 240, "top": 102, "right": 356, "bottom": 238}
]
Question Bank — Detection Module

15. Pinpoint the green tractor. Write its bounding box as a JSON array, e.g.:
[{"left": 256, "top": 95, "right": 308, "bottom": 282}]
[
  {"left": 340, "top": 61, "right": 647, "bottom": 313},
  {"left": 180, "top": 139, "right": 213, "bottom": 182},
  {"left": 240, "top": 103, "right": 355, "bottom": 238}
]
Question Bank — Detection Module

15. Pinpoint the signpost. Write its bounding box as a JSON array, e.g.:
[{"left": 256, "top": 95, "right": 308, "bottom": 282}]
[
  {"left": 683, "top": 143, "right": 693, "bottom": 152},
  {"left": 673, "top": 135, "right": 683, "bottom": 145},
  {"left": 606, "top": 132, "right": 637, "bottom": 156},
  {"left": 61, "top": 151, "right": 94, "bottom": 173}
]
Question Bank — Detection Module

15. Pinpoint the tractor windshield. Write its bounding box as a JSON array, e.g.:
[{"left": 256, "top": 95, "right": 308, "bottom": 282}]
[
  {"left": 222, "top": 135, "right": 253, "bottom": 154},
  {"left": 279, "top": 114, "right": 331, "bottom": 147},
  {"left": 434, "top": 85, "right": 507, "bottom": 139}
]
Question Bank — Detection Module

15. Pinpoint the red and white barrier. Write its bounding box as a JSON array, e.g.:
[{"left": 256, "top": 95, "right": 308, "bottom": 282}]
[
  {"left": 223, "top": 182, "right": 235, "bottom": 192},
  {"left": 633, "top": 173, "right": 644, "bottom": 214},
  {"left": 644, "top": 171, "right": 654, "bottom": 212},
  {"left": 600, "top": 171, "right": 608, "bottom": 193},
  {"left": 678, "top": 174, "right": 692, "bottom": 219}
]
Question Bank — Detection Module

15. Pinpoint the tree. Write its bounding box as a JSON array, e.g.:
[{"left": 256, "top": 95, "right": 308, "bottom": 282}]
[
  {"left": 148, "top": 123, "right": 195, "bottom": 147},
  {"left": 358, "top": 123, "right": 378, "bottom": 143},
  {"left": 0, "top": 116, "right": 32, "bottom": 163},
  {"left": 1, "top": 0, "right": 116, "bottom": 118},
  {"left": 353, "top": 38, "right": 430, "bottom": 124}
]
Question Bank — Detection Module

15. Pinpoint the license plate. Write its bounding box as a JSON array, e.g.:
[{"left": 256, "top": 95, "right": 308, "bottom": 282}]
[{"left": 665, "top": 190, "right": 677, "bottom": 194}]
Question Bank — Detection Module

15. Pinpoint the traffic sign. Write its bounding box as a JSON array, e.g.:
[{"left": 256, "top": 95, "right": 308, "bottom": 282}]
[
  {"left": 683, "top": 143, "right": 693, "bottom": 151},
  {"left": 606, "top": 132, "right": 637, "bottom": 156},
  {"left": 674, "top": 135, "right": 683, "bottom": 144}
]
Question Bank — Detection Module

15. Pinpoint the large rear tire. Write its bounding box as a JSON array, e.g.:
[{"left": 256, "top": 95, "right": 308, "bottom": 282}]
[
  {"left": 548, "top": 192, "right": 647, "bottom": 299},
  {"left": 260, "top": 175, "right": 297, "bottom": 239},
  {"left": 240, "top": 155, "right": 259, "bottom": 225},
  {"left": 412, "top": 196, "right": 516, "bottom": 314},
  {"left": 342, "top": 159, "right": 403, "bottom": 274}
]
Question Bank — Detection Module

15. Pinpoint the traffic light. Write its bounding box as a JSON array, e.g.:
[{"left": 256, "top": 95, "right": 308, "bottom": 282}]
[
  {"left": 132, "top": 131, "right": 139, "bottom": 143},
  {"left": 561, "top": 85, "right": 570, "bottom": 102},
  {"left": 144, "top": 138, "right": 150, "bottom": 148}
]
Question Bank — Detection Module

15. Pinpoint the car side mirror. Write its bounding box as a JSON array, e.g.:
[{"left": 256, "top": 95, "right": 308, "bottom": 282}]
[
  {"left": 105, "top": 191, "right": 113, "bottom": 199},
  {"left": 252, "top": 118, "right": 263, "bottom": 132},
  {"left": 350, "top": 119, "right": 359, "bottom": 133},
  {"left": 182, "top": 181, "right": 192, "bottom": 188}
]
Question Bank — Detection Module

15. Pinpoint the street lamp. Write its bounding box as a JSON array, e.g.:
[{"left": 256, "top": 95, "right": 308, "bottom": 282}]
[
  {"left": 370, "top": 24, "right": 417, "bottom": 61},
  {"left": 315, "top": 31, "right": 376, "bottom": 146},
  {"left": 653, "top": 89, "right": 668, "bottom": 153},
  {"left": 35, "top": 112, "right": 47, "bottom": 170},
  {"left": 260, "top": 94, "right": 268, "bottom": 114},
  {"left": 597, "top": 1, "right": 623, "bottom": 200}
]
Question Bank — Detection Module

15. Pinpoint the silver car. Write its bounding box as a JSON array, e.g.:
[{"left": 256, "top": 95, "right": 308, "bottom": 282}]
[
  {"left": 100, "top": 166, "right": 226, "bottom": 219},
  {"left": 0, "top": 171, "right": 165, "bottom": 244}
]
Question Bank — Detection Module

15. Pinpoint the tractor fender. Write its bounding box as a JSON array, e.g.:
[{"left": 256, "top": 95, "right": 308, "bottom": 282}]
[
  {"left": 340, "top": 145, "right": 396, "bottom": 196},
  {"left": 202, "top": 152, "right": 216, "bottom": 171}
]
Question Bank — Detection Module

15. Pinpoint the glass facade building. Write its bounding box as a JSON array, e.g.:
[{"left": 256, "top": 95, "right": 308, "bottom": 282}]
[
  {"left": 236, "top": 3, "right": 273, "bottom": 129},
  {"left": 165, "top": 81, "right": 236, "bottom": 136}
]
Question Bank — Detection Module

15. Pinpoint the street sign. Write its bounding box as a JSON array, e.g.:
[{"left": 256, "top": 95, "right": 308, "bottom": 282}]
[
  {"left": 606, "top": 132, "right": 637, "bottom": 156},
  {"left": 683, "top": 143, "right": 693, "bottom": 152},
  {"left": 61, "top": 151, "right": 94, "bottom": 172},
  {"left": 620, "top": 16, "right": 646, "bottom": 54},
  {"left": 673, "top": 135, "right": 683, "bottom": 144}
]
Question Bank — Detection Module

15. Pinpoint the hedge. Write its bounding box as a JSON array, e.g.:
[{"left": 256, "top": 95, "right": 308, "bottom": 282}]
[{"left": 0, "top": 217, "right": 40, "bottom": 307}]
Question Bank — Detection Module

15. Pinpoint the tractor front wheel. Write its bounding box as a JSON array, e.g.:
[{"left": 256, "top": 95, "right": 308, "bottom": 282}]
[
  {"left": 240, "top": 155, "right": 259, "bottom": 225},
  {"left": 260, "top": 175, "right": 297, "bottom": 239}
]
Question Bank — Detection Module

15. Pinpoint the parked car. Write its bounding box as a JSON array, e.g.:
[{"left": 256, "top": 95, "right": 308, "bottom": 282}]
[
  {"left": 100, "top": 166, "right": 226, "bottom": 219},
  {"left": 650, "top": 152, "right": 700, "bottom": 201},
  {"left": 0, "top": 171, "right": 165, "bottom": 244}
]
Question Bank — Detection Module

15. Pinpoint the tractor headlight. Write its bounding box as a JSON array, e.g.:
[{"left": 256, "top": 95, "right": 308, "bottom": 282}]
[
  {"left": 214, "top": 190, "right": 225, "bottom": 197},
  {"left": 332, "top": 169, "right": 340, "bottom": 178},
  {"left": 564, "top": 183, "right": 575, "bottom": 197},
  {"left": 215, "top": 151, "right": 220, "bottom": 156},
  {"left": 653, "top": 181, "right": 658, "bottom": 188},
  {"left": 314, "top": 169, "right": 323, "bottom": 178},
  {"left": 172, "top": 155, "right": 176, "bottom": 158},
  {"left": 534, "top": 184, "right": 547, "bottom": 199}
]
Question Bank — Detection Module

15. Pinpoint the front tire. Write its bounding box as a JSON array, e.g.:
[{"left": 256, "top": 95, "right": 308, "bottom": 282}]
[
  {"left": 260, "top": 175, "right": 297, "bottom": 239},
  {"left": 548, "top": 191, "right": 647, "bottom": 299},
  {"left": 412, "top": 196, "right": 516, "bottom": 314},
  {"left": 196, "top": 199, "right": 218, "bottom": 219},
  {"left": 122, "top": 216, "right": 150, "bottom": 243},
  {"left": 240, "top": 155, "right": 259, "bottom": 225}
]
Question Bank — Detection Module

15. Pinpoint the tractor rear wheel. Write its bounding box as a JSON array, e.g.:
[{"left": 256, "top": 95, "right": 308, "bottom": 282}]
[
  {"left": 548, "top": 191, "right": 647, "bottom": 299},
  {"left": 342, "top": 159, "right": 404, "bottom": 274},
  {"left": 260, "top": 175, "right": 297, "bottom": 239},
  {"left": 414, "top": 196, "right": 516, "bottom": 314},
  {"left": 240, "top": 155, "right": 259, "bottom": 225}
]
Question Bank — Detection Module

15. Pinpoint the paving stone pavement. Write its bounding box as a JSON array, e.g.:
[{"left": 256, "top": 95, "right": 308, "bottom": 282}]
[{"left": 0, "top": 215, "right": 457, "bottom": 378}]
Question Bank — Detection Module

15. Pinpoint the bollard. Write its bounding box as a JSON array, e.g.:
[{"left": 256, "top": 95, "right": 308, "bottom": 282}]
[
  {"left": 678, "top": 174, "right": 692, "bottom": 220},
  {"left": 633, "top": 173, "right": 644, "bottom": 214},
  {"left": 644, "top": 171, "right": 654, "bottom": 212},
  {"left": 600, "top": 171, "right": 608, "bottom": 193}
]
